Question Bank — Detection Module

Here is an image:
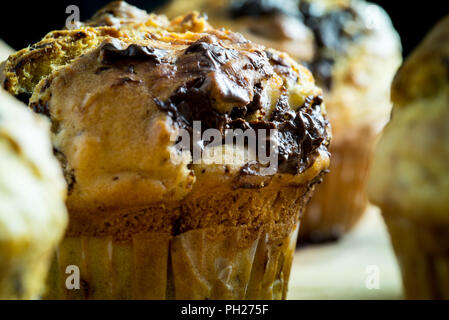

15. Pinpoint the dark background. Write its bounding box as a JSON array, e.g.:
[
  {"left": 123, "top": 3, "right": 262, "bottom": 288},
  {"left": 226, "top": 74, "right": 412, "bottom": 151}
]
[{"left": 0, "top": 0, "right": 447, "bottom": 57}]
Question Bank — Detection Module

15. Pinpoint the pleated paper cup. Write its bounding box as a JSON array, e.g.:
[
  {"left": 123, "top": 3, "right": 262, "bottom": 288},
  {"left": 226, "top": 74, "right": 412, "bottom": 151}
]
[
  {"left": 383, "top": 211, "right": 449, "bottom": 300},
  {"left": 45, "top": 186, "right": 308, "bottom": 300}
]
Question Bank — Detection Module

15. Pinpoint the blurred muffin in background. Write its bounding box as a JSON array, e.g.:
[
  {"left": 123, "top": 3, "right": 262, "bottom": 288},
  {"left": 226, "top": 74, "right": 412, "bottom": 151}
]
[
  {"left": 163, "top": 0, "right": 402, "bottom": 242},
  {"left": 369, "top": 15, "right": 449, "bottom": 300},
  {"left": 0, "top": 88, "right": 67, "bottom": 299},
  {"left": 1, "top": 1, "right": 330, "bottom": 299}
]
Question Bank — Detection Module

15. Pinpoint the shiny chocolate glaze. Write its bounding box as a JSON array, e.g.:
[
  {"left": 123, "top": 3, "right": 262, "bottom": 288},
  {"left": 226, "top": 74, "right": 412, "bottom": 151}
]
[{"left": 147, "top": 39, "right": 329, "bottom": 175}]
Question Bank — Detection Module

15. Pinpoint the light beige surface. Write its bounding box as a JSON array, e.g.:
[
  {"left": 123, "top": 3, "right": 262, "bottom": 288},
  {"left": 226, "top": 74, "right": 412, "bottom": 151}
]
[
  {"left": 288, "top": 206, "right": 403, "bottom": 300},
  {"left": 0, "top": 39, "right": 13, "bottom": 61}
]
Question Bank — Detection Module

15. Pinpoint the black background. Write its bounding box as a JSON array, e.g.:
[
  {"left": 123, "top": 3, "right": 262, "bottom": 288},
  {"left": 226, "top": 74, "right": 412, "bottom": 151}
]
[{"left": 0, "top": 0, "right": 447, "bottom": 57}]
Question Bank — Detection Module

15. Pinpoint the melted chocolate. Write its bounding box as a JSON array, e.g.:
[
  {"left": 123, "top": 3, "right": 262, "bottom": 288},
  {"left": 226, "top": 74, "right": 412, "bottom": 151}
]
[
  {"left": 156, "top": 80, "right": 328, "bottom": 176},
  {"left": 227, "top": 0, "right": 367, "bottom": 90},
  {"left": 299, "top": 1, "right": 364, "bottom": 89},
  {"left": 227, "top": 94, "right": 328, "bottom": 175},
  {"left": 178, "top": 38, "right": 271, "bottom": 106},
  {"left": 155, "top": 38, "right": 272, "bottom": 130},
  {"left": 153, "top": 37, "right": 329, "bottom": 176},
  {"left": 100, "top": 41, "right": 168, "bottom": 65},
  {"left": 155, "top": 77, "right": 229, "bottom": 134},
  {"left": 270, "top": 94, "right": 327, "bottom": 174}
]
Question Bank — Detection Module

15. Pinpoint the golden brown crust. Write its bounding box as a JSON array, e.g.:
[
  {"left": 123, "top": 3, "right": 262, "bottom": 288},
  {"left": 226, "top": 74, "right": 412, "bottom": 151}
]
[{"left": 66, "top": 184, "right": 312, "bottom": 242}]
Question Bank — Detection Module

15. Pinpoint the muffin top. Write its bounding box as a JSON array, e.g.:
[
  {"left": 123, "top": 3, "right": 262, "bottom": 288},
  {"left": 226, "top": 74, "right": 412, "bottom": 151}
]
[
  {"left": 368, "top": 15, "right": 449, "bottom": 221},
  {"left": 0, "top": 88, "right": 67, "bottom": 256},
  {"left": 163, "top": 0, "right": 402, "bottom": 133},
  {"left": 1, "top": 1, "right": 330, "bottom": 215}
]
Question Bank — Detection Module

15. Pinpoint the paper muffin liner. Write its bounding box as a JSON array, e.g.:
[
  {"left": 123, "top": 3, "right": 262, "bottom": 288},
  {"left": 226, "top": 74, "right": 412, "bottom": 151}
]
[
  {"left": 44, "top": 223, "right": 299, "bottom": 300},
  {"left": 300, "top": 127, "right": 377, "bottom": 242},
  {"left": 383, "top": 212, "right": 449, "bottom": 300}
]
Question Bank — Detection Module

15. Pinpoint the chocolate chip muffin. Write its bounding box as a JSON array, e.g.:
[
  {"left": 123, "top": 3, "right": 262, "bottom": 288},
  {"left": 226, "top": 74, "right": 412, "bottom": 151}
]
[
  {"left": 163, "top": 0, "right": 402, "bottom": 242},
  {"left": 369, "top": 15, "right": 449, "bottom": 300},
  {"left": 1, "top": 1, "right": 330, "bottom": 300},
  {"left": 0, "top": 88, "right": 67, "bottom": 299}
]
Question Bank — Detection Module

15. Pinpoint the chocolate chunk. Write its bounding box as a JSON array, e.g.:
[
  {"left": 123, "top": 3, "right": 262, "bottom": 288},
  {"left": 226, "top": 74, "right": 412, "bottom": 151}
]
[
  {"left": 155, "top": 77, "right": 228, "bottom": 134},
  {"left": 100, "top": 41, "right": 168, "bottom": 65},
  {"left": 272, "top": 95, "right": 328, "bottom": 174},
  {"left": 176, "top": 38, "right": 271, "bottom": 108},
  {"left": 266, "top": 50, "right": 297, "bottom": 81},
  {"left": 181, "top": 39, "right": 251, "bottom": 105},
  {"left": 155, "top": 38, "right": 271, "bottom": 134},
  {"left": 246, "top": 83, "right": 264, "bottom": 115},
  {"left": 230, "top": 106, "right": 248, "bottom": 119},
  {"left": 184, "top": 40, "right": 239, "bottom": 69},
  {"left": 154, "top": 37, "right": 328, "bottom": 178}
]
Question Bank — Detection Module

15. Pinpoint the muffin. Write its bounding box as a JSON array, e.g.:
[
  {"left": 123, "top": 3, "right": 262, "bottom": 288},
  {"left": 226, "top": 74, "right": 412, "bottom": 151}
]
[
  {"left": 368, "top": 15, "right": 449, "bottom": 300},
  {"left": 0, "top": 88, "right": 67, "bottom": 299},
  {"left": 1, "top": 1, "right": 330, "bottom": 299},
  {"left": 163, "top": 0, "right": 402, "bottom": 242}
]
